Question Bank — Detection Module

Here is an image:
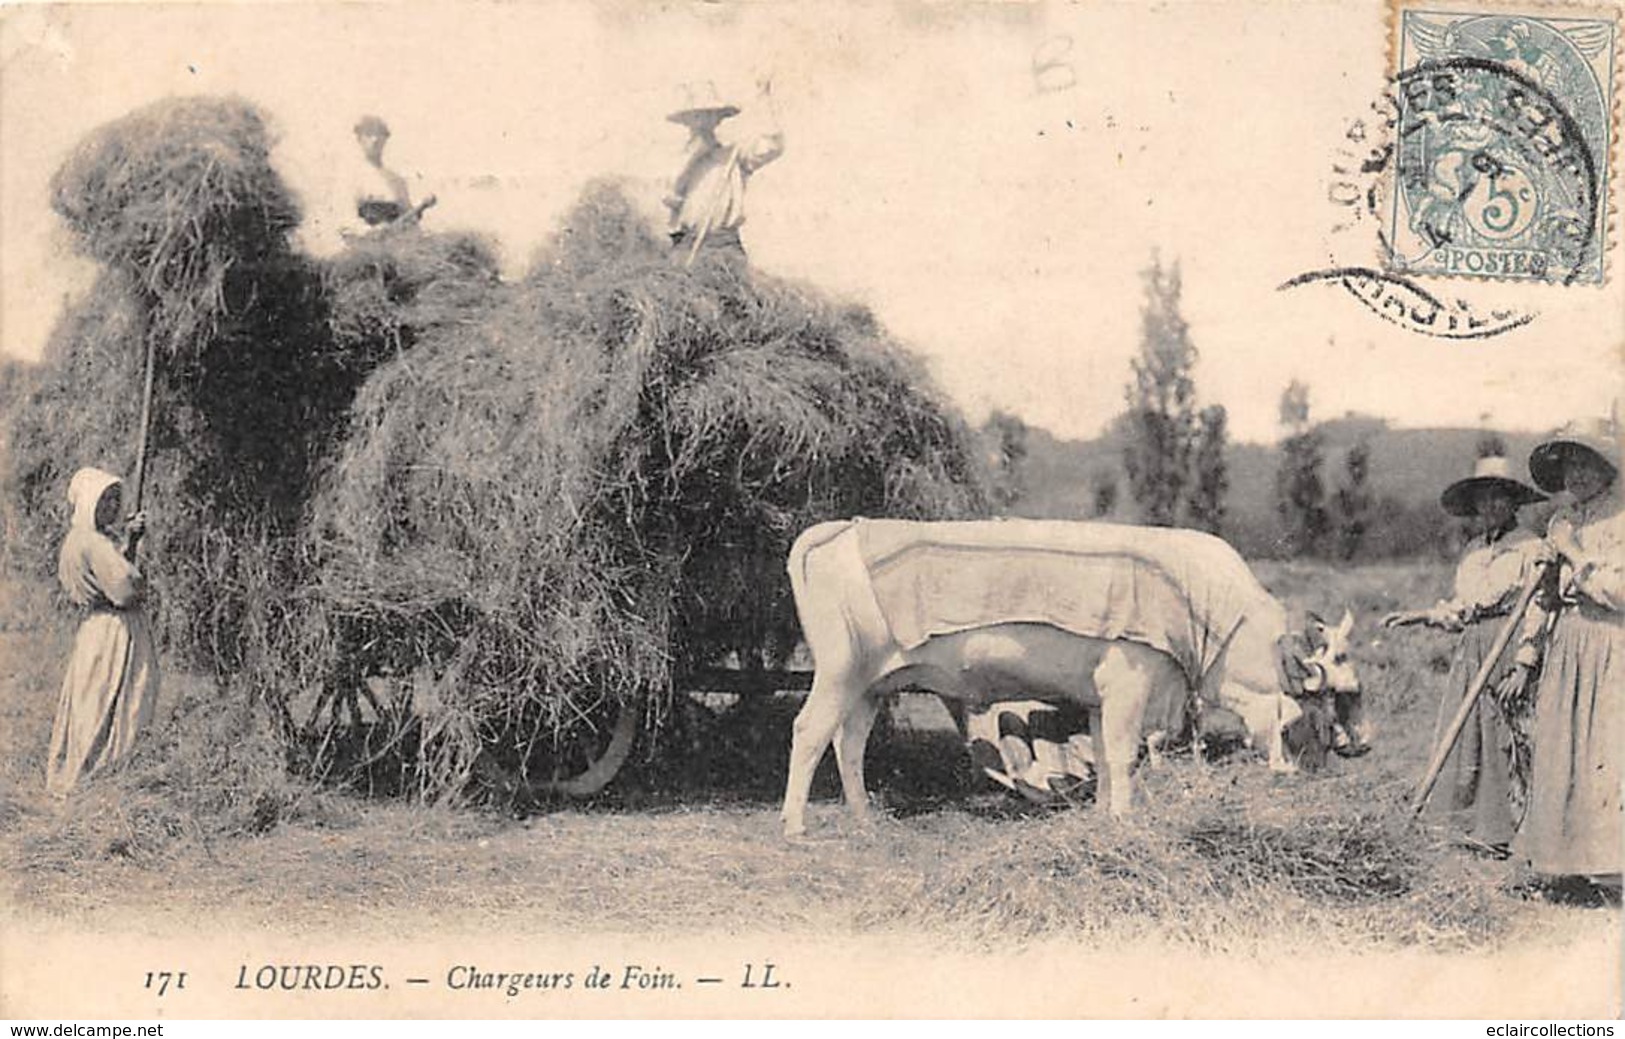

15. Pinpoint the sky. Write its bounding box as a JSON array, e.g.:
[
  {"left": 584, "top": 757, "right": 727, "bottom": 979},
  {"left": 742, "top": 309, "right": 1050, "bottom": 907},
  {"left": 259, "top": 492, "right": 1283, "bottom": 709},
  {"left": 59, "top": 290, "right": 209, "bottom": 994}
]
[{"left": 1, "top": 0, "right": 1620, "bottom": 444}]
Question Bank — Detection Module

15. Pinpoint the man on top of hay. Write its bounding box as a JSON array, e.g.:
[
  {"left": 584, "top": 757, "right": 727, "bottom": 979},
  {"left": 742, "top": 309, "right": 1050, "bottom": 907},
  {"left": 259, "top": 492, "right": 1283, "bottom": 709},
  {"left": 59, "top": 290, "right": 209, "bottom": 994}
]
[
  {"left": 665, "top": 79, "right": 784, "bottom": 260},
  {"left": 349, "top": 115, "right": 435, "bottom": 233}
]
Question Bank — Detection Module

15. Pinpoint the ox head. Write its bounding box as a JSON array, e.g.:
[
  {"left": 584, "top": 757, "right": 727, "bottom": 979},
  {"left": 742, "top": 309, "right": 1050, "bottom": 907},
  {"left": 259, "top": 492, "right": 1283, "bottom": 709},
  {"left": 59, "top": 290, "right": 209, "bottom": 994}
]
[
  {"left": 1279, "top": 609, "right": 1371, "bottom": 767},
  {"left": 1300, "top": 608, "right": 1360, "bottom": 696}
]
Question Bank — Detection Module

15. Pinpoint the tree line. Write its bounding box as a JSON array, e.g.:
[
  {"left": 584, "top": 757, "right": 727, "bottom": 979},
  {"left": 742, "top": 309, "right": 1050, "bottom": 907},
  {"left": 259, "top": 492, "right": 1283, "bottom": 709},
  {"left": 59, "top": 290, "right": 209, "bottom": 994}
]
[{"left": 981, "top": 255, "right": 1475, "bottom": 562}]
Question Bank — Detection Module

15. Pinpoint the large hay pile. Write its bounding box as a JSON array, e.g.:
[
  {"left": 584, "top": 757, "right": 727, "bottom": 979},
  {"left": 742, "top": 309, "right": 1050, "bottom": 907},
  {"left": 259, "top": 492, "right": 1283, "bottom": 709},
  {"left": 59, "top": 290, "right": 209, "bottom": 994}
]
[
  {"left": 2, "top": 98, "right": 348, "bottom": 671},
  {"left": 49, "top": 97, "right": 302, "bottom": 360},
  {"left": 6, "top": 97, "right": 990, "bottom": 811},
  {"left": 294, "top": 181, "right": 989, "bottom": 798},
  {"left": 0, "top": 96, "right": 385, "bottom": 850},
  {"left": 3, "top": 97, "right": 491, "bottom": 671},
  {"left": 323, "top": 224, "right": 503, "bottom": 372}
]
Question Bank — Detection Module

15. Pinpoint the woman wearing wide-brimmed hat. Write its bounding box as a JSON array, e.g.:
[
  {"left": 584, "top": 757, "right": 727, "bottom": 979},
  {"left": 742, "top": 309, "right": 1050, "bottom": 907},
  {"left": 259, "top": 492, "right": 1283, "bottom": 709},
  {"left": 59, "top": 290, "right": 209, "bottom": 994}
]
[
  {"left": 1384, "top": 453, "right": 1549, "bottom": 854},
  {"left": 1515, "top": 417, "right": 1623, "bottom": 893}
]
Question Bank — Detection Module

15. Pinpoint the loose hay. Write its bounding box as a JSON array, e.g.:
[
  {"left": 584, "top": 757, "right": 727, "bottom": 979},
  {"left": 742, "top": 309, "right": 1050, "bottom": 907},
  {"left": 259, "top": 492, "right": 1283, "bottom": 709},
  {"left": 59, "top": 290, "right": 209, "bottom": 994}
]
[
  {"left": 2, "top": 96, "right": 377, "bottom": 857},
  {"left": 293, "top": 181, "right": 990, "bottom": 799},
  {"left": 879, "top": 761, "right": 1516, "bottom": 952},
  {"left": 323, "top": 225, "right": 504, "bottom": 371},
  {"left": 0, "top": 99, "right": 1587, "bottom": 962},
  {"left": 50, "top": 95, "right": 302, "bottom": 360},
  {"left": 6, "top": 662, "right": 351, "bottom": 875},
  {"left": 4, "top": 97, "right": 361, "bottom": 670},
  {"left": 9, "top": 111, "right": 989, "bottom": 812}
]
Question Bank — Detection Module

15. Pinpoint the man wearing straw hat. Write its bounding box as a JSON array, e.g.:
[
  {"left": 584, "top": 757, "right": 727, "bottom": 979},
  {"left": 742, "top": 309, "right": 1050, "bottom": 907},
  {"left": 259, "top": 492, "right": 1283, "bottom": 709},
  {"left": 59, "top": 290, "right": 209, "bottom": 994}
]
[
  {"left": 665, "top": 79, "right": 784, "bottom": 261},
  {"left": 1384, "top": 453, "right": 1549, "bottom": 856},
  {"left": 1514, "top": 417, "right": 1623, "bottom": 897}
]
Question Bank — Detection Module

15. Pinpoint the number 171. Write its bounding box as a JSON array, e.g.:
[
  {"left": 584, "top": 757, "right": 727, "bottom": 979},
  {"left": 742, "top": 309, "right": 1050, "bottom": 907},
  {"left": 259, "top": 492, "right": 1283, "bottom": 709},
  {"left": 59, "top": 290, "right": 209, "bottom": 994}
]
[{"left": 144, "top": 971, "right": 187, "bottom": 996}]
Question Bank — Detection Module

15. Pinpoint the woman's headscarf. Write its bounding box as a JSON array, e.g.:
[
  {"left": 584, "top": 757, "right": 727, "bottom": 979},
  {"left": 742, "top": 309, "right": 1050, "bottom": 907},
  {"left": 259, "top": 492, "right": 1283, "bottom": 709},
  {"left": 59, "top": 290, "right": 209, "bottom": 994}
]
[
  {"left": 58, "top": 467, "right": 127, "bottom": 607},
  {"left": 67, "top": 467, "right": 122, "bottom": 531}
]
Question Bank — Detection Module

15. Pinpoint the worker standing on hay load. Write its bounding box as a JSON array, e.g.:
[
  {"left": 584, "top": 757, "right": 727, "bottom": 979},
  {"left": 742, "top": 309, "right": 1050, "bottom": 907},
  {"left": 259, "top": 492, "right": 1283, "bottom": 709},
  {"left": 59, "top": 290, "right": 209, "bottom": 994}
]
[
  {"left": 45, "top": 468, "right": 160, "bottom": 796},
  {"left": 665, "top": 79, "right": 784, "bottom": 260},
  {"left": 1513, "top": 418, "right": 1623, "bottom": 900},
  {"left": 350, "top": 115, "right": 435, "bottom": 232},
  {"left": 1383, "top": 453, "right": 1549, "bottom": 858}
]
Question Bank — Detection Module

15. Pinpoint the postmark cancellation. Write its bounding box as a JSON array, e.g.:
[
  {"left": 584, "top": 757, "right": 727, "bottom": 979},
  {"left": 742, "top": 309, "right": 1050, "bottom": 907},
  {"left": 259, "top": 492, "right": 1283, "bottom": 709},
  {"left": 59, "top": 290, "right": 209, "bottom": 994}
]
[{"left": 1385, "top": 0, "right": 1621, "bottom": 285}]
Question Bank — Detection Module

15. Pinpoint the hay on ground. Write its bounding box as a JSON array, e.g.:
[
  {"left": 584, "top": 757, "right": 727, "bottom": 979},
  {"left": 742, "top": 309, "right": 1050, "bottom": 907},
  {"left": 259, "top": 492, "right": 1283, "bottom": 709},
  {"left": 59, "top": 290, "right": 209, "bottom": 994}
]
[
  {"left": 13, "top": 672, "right": 347, "bottom": 871},
  {"left": 879, "top": 762, "right": 1513, "bottom": 951}
]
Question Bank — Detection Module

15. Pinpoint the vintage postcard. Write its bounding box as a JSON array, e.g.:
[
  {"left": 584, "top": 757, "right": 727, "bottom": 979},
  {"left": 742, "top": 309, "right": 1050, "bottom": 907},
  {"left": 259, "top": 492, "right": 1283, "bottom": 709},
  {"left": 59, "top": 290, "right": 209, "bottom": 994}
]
[{"left": 1, "top": 0, "right": 1622, "bottom": 1023}]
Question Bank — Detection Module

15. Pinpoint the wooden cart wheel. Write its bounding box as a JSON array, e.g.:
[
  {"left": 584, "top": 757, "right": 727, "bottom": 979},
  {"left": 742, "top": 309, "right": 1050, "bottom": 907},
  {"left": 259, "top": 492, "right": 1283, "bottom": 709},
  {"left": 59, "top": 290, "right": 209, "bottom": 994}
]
[{"left": 534, "top": 696, "right": 641, "bottom": 798}]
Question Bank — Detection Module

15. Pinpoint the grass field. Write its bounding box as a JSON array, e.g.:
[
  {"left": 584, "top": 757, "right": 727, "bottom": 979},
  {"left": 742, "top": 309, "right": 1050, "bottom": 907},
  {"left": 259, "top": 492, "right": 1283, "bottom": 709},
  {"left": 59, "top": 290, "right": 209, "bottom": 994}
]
[{"left": 1, "top": 559, "right": 1620, "bottom": 1017}]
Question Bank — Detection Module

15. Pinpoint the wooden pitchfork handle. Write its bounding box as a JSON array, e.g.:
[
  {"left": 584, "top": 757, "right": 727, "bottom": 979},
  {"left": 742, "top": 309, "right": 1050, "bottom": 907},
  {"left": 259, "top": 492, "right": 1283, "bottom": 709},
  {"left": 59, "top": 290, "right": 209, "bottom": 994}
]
[
  {"left": 127, "top": 333, "right": 158, "bottom": 556},
  {"left": 684, "top": 146, "right": 741, "bottom": 268},
  {"left": 1408, "top": 563, "right": 1547, "bottom": 817},
  {"left": 405, "top": 194, "right": 438, "bottom": 224}
]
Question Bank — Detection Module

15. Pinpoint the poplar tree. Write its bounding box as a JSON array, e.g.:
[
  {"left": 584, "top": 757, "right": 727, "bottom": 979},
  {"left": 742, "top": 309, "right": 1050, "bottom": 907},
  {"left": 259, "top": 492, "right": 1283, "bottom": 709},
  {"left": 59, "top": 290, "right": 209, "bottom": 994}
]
[{"left": 1121, "top": 256, "right": 1228, "bottom": 532}]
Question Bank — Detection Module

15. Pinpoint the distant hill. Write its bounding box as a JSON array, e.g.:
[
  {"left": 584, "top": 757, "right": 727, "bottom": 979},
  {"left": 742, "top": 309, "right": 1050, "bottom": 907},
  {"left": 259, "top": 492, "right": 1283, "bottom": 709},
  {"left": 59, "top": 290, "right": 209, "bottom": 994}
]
[{"left": 1004, "top": 415, "right": 1550, "bottom": 560}]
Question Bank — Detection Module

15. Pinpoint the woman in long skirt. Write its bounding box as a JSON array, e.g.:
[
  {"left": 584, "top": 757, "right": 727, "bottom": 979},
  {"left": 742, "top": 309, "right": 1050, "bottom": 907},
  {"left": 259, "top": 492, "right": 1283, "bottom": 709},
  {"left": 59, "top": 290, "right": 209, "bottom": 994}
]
[
  {"left": 1384, "top": 454, "right": 1548, "bottom": 853},
  {"left": 1516, "top": 419, "right": 1622, "bottom": 893},
  {"left": 45, "top": 467, "right": 160, "bottom": 795}
]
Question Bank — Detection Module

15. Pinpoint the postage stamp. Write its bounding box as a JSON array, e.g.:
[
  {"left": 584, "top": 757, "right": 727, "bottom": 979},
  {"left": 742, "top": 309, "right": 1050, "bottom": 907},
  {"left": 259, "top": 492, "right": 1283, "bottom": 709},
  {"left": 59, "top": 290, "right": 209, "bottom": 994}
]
[{"left": 1385, "top": 3, "right": 1620, "bottom": 285}]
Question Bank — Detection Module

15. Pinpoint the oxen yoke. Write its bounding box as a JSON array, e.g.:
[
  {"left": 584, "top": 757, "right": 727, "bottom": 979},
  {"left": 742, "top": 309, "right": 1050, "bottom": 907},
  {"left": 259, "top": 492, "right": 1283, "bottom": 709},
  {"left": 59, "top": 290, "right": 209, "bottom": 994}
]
[{"left": 779, "top": 518, "right": 1314, "bottom": 838}]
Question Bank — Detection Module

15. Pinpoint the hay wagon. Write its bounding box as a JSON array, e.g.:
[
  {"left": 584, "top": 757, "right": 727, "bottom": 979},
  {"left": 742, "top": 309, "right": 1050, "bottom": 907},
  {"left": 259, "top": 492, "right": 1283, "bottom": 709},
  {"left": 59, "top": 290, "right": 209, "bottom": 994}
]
[
  {"left": 551, "top": 662, "right": 818, "bottom": 797},
  {"left": 12, "top": 94, "right": 992, "bottom": 809},
  {"left": 345, "top": 657, "right": 821, "bottom": 801}
]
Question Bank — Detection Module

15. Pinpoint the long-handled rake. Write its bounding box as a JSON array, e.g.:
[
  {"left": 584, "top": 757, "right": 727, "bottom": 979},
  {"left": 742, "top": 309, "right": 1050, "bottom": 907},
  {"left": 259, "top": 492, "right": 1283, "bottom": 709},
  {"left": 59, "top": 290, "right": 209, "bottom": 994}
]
[{"left": 1409, "top": 564, "right": 1547, "bottom": 817}]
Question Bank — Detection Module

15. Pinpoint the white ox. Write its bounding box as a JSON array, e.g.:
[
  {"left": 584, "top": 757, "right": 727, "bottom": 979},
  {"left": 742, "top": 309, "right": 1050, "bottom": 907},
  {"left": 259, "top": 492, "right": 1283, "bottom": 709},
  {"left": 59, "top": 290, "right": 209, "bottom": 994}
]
[{"left": 780, "top": 518, "right": 1360, "bottom": 837}]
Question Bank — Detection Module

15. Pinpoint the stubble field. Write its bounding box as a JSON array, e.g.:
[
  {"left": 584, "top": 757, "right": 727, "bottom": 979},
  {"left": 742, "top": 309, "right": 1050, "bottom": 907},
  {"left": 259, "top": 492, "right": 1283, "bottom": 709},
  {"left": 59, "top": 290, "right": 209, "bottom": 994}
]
[{"left": 0, "top": 559, "right": 1619, "bottom": 1017}]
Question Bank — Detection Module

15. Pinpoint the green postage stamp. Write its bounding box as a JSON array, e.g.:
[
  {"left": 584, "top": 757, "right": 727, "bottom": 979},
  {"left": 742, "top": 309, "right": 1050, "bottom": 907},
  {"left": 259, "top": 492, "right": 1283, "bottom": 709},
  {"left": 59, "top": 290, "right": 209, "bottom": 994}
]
[{"left": 1387, "top": 1, "right": 1620, "bottom": 284}]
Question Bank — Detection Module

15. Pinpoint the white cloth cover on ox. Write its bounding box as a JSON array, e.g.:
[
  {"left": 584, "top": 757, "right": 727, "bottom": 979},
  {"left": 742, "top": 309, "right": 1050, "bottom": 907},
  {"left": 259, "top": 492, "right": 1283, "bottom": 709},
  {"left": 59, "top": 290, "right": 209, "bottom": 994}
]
[{"left": 855, "top": 518, "right": 1285, "bottom": 691}]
